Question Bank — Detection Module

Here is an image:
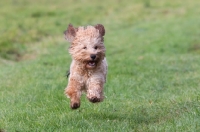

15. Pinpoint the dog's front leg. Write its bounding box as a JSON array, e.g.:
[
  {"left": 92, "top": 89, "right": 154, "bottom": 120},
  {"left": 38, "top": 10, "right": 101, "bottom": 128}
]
[
  {"left": 87, "top": 78, "right": 104, "bottom": 103},
  {"left": 65, "top": 78, "right": 82, "bottom": 109}
]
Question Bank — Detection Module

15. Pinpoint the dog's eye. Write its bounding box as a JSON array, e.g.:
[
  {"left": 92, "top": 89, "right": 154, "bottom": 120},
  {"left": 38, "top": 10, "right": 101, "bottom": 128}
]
[
  {"left": 83, "top": 46, "right": 87, "bottom": 49},
  {"left": 94, "top": 46, "right": 98, "bottom": 49}
]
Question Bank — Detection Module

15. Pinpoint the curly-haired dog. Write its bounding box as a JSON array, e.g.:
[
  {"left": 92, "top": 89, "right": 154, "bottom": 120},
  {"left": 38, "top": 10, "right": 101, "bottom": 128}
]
[{"left": 64, "top": 24, "right": 107, "bottom": 109}]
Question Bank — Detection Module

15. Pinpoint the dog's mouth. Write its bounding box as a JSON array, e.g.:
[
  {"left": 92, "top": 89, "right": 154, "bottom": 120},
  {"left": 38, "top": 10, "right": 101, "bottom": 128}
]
[{"left": 86, "top": 61, "right": 97, "bottom": 68}]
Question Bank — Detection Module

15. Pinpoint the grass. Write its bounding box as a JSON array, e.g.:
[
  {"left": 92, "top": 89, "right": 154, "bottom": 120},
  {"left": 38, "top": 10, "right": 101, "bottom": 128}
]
[{"left": 0, "top": 0, "right": 200, "bottom": 131}]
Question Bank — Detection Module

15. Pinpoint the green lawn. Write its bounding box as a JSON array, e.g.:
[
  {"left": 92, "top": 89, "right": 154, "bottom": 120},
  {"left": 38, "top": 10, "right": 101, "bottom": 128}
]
[{"left": 0, "top": 0, "right": 200, "bottom": 131}]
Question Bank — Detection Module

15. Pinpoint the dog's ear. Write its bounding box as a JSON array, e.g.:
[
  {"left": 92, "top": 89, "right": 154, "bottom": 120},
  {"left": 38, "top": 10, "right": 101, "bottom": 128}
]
[
  {"left": 95, "top": 24, "right": 105, "bottom": 37},
  {"left": 64, "top": 24, "right": 77, "bottom": 42}
]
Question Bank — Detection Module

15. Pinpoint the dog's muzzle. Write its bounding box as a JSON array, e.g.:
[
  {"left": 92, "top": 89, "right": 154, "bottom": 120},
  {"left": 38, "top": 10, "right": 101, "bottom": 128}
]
[{"left": 86, "top": 60, "right": 97, "bottom": 69}]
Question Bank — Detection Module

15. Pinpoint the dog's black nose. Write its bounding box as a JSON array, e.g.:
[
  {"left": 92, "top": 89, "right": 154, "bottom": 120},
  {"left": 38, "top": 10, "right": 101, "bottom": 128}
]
[{"left": 90, "top": 54, "right": 96, "bottom": 60}]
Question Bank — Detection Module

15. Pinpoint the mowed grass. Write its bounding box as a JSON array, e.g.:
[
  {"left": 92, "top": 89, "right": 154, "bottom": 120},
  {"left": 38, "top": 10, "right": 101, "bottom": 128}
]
[{"left": 0, "top": 0, "right": 200, "bottom": 131}]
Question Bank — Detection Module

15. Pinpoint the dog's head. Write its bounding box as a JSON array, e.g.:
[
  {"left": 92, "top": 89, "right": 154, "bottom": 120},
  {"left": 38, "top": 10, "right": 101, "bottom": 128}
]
[{"left": 64, "top": 24, "right": 106, "bottom": 69}]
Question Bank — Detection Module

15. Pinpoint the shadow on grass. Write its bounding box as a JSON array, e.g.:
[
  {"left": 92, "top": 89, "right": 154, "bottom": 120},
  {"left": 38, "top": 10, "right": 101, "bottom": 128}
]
[{"left": 80, "top": 100, "right": 198, "bottom": 126}]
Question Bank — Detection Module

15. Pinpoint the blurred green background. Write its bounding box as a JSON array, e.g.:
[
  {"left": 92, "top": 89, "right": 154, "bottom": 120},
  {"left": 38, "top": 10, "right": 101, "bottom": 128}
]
[{"left": 1, "top": 0, "right": 199, "bottom": 61}]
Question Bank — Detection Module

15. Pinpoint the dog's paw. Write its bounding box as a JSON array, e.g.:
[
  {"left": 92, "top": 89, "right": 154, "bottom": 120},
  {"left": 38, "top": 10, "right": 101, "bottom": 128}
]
[
  {"left": 88, "top": 96, "right": 101, "bottom": 103},
  {"left": 70, "top": 102, "right": 80, "bottom": 109}
]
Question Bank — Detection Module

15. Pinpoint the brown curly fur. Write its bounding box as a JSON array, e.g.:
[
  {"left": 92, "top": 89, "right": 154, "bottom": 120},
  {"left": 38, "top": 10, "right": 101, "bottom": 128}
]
[{"left": 64, "top": 24, "right": 107, "bottom": 109}]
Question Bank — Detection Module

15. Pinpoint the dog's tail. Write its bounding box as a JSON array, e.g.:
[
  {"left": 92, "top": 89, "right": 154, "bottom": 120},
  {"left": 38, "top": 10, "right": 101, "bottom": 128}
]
[{"left": 66, "top": 70, "right": 70, "bottom": 78}]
